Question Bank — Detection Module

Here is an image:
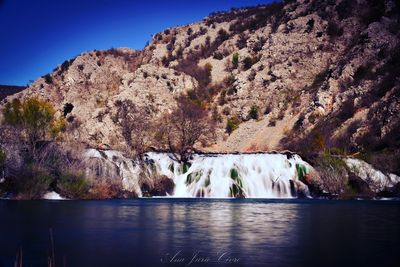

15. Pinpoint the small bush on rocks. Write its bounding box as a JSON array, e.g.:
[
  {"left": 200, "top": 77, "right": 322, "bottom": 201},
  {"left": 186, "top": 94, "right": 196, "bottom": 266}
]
[
  {"left": 226, "top": 117, "right": 241, "bottom": 134},
  {"left": 14, "top": 165, "right": 53, "bottom": 199},
  {"left": 57, "top": 171, "right": 89, "bottom": 199},
  {"left": 232, "top": 52, "right": 239, "bottom": 69},
  {"left": 89, "top": 177, "right": 123, "bottom": 199},
  {"left": 248, "top": 105, "right": 260, "bottom": 120}
]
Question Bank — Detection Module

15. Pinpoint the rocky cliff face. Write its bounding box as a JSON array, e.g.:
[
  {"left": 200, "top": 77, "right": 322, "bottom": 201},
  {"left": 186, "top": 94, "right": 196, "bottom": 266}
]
[{"left": 2, "top": 0, "right": 399, "bottom": 167}]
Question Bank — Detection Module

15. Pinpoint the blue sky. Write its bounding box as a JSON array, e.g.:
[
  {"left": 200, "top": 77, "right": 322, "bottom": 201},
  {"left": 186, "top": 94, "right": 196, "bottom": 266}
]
[{"left": 0, "top": 0, "right": 275, "bottom": 86}]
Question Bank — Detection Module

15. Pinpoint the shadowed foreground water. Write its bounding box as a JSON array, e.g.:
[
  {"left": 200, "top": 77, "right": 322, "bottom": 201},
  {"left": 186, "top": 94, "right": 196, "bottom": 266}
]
[{"left": 0, "top": 199, "right": 399, "bottom": 267}]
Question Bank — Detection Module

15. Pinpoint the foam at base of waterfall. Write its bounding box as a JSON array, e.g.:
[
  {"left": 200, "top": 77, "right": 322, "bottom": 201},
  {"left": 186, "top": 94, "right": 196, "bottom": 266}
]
[{"left": 43, "top": 191, "right": 65, "bottom": 200}]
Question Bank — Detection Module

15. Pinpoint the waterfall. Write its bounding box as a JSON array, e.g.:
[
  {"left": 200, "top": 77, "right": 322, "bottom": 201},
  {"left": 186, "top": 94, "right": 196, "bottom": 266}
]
[
  {"left": 86, "top": 149, "right": 312, "bottom": 198},
  {"left": 85, "top": 149, "right": 143, "bottom": 196},
  {"left": 145, "top": 152, "right": 310, "bottom": 198}
]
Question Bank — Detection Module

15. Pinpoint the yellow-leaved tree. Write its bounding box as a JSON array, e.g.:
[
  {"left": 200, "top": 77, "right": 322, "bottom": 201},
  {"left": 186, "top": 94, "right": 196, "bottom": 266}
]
[{"left": 2, "top": 97, "right": 65, "bottom": 163}]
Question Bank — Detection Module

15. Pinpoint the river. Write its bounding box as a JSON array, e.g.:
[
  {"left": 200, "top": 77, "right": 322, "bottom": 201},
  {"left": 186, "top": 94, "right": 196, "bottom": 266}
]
[{"left": 0, "top": 199, "right": 399, "bottom": 267}]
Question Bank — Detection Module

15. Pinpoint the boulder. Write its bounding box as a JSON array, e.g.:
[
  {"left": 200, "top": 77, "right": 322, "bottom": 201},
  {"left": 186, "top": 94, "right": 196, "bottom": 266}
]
[
  {"left": 377, "top": 182, "right": 400, "bottom": 198},
  {"left": 148, "top": 175, "right": 175, "bottom": 196},
  {"left": 347, "top": 173, "right": 374, "bottom": 199}
]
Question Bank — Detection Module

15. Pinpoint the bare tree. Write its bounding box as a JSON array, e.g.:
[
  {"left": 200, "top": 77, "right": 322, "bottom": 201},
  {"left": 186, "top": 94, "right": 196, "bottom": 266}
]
[
  {"left": 159, "top": 96, "right": 216, "bottom": 163},
  {"left": 113, "top": 99, "right": 153, "bottom": 160}
]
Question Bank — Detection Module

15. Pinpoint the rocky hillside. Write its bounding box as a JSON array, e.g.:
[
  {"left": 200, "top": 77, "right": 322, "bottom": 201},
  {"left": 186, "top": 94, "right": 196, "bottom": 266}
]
[
  {"left": 2, "top": 0, "right": 399, "bottom": 171},
  {"left": 0, "top": 85, "right": 26, "bottom": 101}
]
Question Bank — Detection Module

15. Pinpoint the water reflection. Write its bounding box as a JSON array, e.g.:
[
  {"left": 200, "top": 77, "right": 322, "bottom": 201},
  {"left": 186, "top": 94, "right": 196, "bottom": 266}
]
[{"left": 0, "top": 199, "right": 399, "bottom": 267}]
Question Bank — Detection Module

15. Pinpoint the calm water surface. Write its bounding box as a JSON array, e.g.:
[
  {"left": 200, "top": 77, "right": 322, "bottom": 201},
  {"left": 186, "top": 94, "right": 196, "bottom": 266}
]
[{"left": 0, "top": 199, "right": 399, "bottom": 267}]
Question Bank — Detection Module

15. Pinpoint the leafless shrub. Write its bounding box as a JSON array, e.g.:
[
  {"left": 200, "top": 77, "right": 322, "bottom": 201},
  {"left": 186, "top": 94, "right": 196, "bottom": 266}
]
[
  {"left": 236, "top": 33, "right": 248, "bottom": 49},
  {"left": 314, "top": 153, "right": 348, "bottom": 195},
  {"left": 248, "top": 69, "right": 257, "bottom": 81},
  {"left": 157, "top": 96, "right": 216, "bottom": 162},
  {"left": 113, "top": 99, "right": 153, "bottom": 160}
]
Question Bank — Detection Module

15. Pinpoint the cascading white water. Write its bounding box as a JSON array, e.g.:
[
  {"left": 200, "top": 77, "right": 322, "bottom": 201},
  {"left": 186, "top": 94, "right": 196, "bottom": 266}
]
[
  {"left": 86, "top": 149, "right": 143, "bottom": 196},
  {"left": 145, "top": 152, "right": 310, "bottom": 198},
  {"left": 85, "top": 149, "right": 312, "bottom": 198}
]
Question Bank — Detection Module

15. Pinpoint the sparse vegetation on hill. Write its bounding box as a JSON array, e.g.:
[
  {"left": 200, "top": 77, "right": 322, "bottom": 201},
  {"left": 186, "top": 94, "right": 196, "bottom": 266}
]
[{"left": 1, "top": 0, "right": 400, "bottom": 199}]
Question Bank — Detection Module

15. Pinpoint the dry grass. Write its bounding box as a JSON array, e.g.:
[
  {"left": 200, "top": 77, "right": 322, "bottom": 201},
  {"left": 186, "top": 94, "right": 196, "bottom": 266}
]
[
  {"left": 89, "top": 177, "right": 122, "bottom": 199},
  {"left": 14, "top": 229, "right": 63, "bottom": 267},
  {"left": 244, "top": 143, "right": 269, "bottom": 152}
]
